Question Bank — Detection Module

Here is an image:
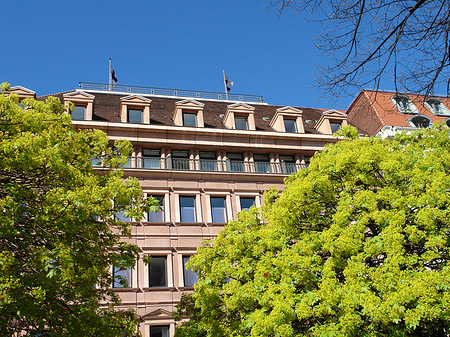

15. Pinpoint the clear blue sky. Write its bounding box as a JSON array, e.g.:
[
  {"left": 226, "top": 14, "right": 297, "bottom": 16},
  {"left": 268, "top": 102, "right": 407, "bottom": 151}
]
[{"left": 1, "top": 0, "right": 354, "bottom": 109}]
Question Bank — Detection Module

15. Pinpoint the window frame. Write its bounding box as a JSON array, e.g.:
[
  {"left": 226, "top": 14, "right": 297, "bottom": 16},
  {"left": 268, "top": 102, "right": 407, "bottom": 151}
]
[
  {"left": 148, "top": 195, "right": 165, "bottom": 223},
  {"left": 408, "top": 115, "right": 432, "bottom": 128},
  {"left": 179, "top": 196, "right": 196, "bottom": 223},
  {"left": 284, "top": 118, "right": 298, "bottom": 133},
  {"left": 391, "top": 95, "right": 419, "bottom": 114},
  {"left": 127, "top": 107, "right": 143, "bottom": 124},
  {"left": 182, "top": 255, "right": 198, "bottom": 288},
  {"left": 148, "top": 256, "right": 168, "bottom": 288},
  {"left": 71, "top": 104, "right": 86, "bottom": 120},
  {"left": 235, "top": 115, "right": 249, "bottom": 130},
  {"left": 210, "top": 196, "right": 227, "bottom": 223},
  {"left": 424, "top": 98, "right": 450, "bottom": 116},
  {"left": 112, "top": 265, "right": 132, "bottom": 289},
  {"left": 182, "top": 111, "right": 198, "bottom": 127},
  {"left": 240, "top": 197, "right": 255, "bottom": 211}
]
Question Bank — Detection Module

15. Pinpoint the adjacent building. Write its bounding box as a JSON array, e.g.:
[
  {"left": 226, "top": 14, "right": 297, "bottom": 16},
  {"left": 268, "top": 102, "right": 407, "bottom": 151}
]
[
  {"left": 9, "top": 83, "right": 348, "bottom": 337},
  {"left": 347, "top": 90, "right": 450, "bottom": 138}
]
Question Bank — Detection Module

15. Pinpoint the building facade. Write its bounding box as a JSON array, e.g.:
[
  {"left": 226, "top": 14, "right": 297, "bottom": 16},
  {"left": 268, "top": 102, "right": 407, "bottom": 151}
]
[
  {"left": 11, "top": 83, "right": 347, "bottom": 337},
  {"left": 347, "top": 90, "right": 450, "bottom": 138}
]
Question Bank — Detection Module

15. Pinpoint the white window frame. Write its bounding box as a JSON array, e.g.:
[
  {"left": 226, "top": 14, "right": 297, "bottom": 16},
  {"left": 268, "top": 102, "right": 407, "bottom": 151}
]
[
  {"left": 424, "top": 98, "right": 450, "bottom": 116},
  {"left": 391, "top": 95, "right": 419, "bottom": 114}
]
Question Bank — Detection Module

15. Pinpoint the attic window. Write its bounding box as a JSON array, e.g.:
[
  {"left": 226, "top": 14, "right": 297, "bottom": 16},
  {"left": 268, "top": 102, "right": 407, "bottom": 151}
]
[
  {"left": 330, "top": 121, "right": 342, "bottom": 134},
  {"left": 392, "top": 95, "right": 418, "bottom": 114},
  {"left": 127, "top": 108, "right": 143, "bottom": 124},
  {"left": 409, "top": 115, "right": 431, "bottom": 128},
  {"left": 235, "top": 116, "right": 249, "bottom": 130},
  {"left": 262, "top": 117, "right": 270, "bottom": 121},
  {"left": 182, "top": 111, "right": 197, "bottom": 127},
  {"left": 284, "top": 119, "right": 298, "bottom": 133},
  {"left": 71, "top": 105, "right": 86, "bottom": 120},
  {"left": 424, "top": 98, "right": 450, "bottom": 115}
]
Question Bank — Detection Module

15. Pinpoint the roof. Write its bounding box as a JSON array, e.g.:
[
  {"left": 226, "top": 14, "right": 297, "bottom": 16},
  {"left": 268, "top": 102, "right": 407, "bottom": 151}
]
[
  {"left": 37, "top": 90, "right": 336, "bottom": 134},
  {"left": 347, "top": 90, "right": 450, "bottom": 135}
]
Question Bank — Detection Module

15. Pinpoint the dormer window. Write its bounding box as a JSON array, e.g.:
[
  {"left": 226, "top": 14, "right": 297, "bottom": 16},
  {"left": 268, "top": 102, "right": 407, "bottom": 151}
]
[
  {"left": 409, "top": 115, "right": 431, "bottom": 128},
  {"left": 223, "top": 103, "right": 256, "bottom": 130},
  {"left": 330, "top": 121, "right": 342, "bottom": 134},
  {"left": 284, "top": 119, "right": 297, "bottom": 133},
  {"left": 72, "top": 105, "right": 87, "bottom": 120},
  {"left": 120, "top": 95, "right": 151, "bottom": 124},
  {"left": 424, "top": 98, "right": 450, "bottom": 115},
  {"left": 314, "top": 110, "right": 348, "bottom": 135},
  {"left": 182, "top": 110, "right": 197, "bottom": 127},
  {"left": 127, "top": 108, "right": 143, "bottom": 124},
  {"left": 173, "top": 100, "right": 205, "bottom": 127},
  {"left": 235, "top": 116, "right": 249, "bottom": 130},
  {"left": 391, "top": 95, "right": 418, "bottom": 114}
]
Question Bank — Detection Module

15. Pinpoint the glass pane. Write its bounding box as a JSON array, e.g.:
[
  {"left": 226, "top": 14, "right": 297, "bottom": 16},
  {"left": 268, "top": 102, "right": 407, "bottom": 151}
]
[
  {"left": 115, "top": 210, "right": 131, "bottom": 222},
  {"left": 183, "top": 256, "right": 198, "bottom": 287},
  {"left": 199, "top": 151, "right": 217, "bottom": 171},
  {"left": 183, "top": 112, "right": 197, "bottom": 127},
  {"left": 211, "top": 197, "right": 227, "bottom": 223},
  {"left": 235, "top": 116, "right": 248, "bottom": 130},
  {"left": 127, "top": 109, "right": 142, "bottom": 124},
  {"left": 150, "top": 326, "right": 169, "bottom": 337},
  {"left": 411, "top": 116, "right": 430, "bottom": 128},
  {"left": 71, "top": 105, "right": 86, "bottom": 120},
  {"left": 284, "top": 119, "right": 297, "bottom": 132},
  {"left": 330, "top": 122, "right": 342, "bottom": 134},
  {"left": 149, "top": 256, "right": 167, "bottom": 287},
  {"left": 240, "top": 197, "right": 255, "bottom": 211},
  {"left": 180, "top": 196, "right": 196, "bottom": 222},
  {"left": 113, "top": 266, "right": 131, "bottom": 288},
  {"left": 148, "top": 196, "right": 164, "bottom": 222}
]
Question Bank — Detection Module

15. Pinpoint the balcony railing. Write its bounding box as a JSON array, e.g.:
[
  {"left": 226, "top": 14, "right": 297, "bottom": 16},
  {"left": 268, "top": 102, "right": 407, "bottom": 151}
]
[
  {"left": 78, "top": 82, "right": 264, "bottom": 103},
  {"left": 106, "top": 157, "right": 307, "bottom": 175}
]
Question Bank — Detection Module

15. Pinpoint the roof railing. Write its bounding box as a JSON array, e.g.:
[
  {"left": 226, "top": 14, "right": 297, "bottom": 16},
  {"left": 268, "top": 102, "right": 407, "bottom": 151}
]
[{"left": 78, "top": 82, "right": 264, "bottom": 103}]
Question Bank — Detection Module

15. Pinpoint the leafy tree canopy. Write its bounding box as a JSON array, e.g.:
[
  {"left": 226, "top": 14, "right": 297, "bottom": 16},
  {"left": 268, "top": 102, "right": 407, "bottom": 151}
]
[
  {"left": 0, "top": 83, "right": 156, "bottom": 336},
  {"left": 175, "top": 125, "right": 450, "bottom": 337}
]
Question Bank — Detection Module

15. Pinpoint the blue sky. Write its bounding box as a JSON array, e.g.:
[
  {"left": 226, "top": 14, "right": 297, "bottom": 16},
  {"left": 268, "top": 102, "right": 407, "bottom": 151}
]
[{"left": 1, "top": 0, "right": 354, "bottom": 109}]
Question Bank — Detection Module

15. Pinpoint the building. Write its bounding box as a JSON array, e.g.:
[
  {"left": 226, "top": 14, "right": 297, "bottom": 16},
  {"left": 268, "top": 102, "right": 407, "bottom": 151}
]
[
  {"left": 347, "top": 90, "right": 450, "bottom": 138},
  {"left": 9, "top": 83, "right": 348, "bottom": 337}
]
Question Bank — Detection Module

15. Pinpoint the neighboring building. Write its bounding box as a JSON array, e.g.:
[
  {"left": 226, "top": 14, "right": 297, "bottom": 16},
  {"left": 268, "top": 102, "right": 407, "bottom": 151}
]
[
  {"left": 10, "top": 83, "right": 347, "bottom": 337},
  {"left": 347, "top": 90, "right": 450, "bottom": 138}
]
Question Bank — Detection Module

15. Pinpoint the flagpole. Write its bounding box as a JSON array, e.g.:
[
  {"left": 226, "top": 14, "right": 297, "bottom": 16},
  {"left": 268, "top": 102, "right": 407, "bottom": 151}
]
[
  {"left": 109, "top": 58, "right": 112, "bottom": 90},
  {"left": 223, "top": 70, "right": 228, "bottom": 100}
]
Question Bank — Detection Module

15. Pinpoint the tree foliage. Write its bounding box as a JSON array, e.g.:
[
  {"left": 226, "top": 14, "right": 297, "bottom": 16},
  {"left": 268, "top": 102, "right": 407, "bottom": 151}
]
[
  {"left": 175, "top": 125, "right": 450, "bottom": 337},
  {"left": 0, "top": 83, "right": 155, "bottom": 336},
  {"left": 267, "top": 0, "right": 450, "bottom": 99}
]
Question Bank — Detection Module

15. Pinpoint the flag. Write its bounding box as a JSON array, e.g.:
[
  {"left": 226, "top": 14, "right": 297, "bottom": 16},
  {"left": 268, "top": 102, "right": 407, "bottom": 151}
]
[
  {"left": 223, "top": 70, "right": 234, "bottom": 93},
  {"left": 109, "top": 58, "right": 118, "bottom": 90}
]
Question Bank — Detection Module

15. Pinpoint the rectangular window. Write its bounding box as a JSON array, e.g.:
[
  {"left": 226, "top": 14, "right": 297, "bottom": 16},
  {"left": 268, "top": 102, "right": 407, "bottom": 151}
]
[
  {"left": 71, "top": 105, "right": 86, "bottom": 120},
  {"left": 183, "top": 256, "right": 198, "bottom": 287},
  {"left": 240, "top": 197, "right": 255, "bottom": 211},
  {"left": 112, "top": 266, "right": 131, "bottom": 288},
  {"left": 254, "top": 154, "right": 271, "bottom": 173},
  {"left": 235, "top": 116, "right": 249, "bottom": 130},
  {"left": 210, "top": 197, "right": 227, "bottom": 223},
  {"left": 127, "top": 108, "right": 143, "bottom": 124},
  {"left": 284, "top": 119, "right": 297, "bottom": 133},
  {"left": 142, "top": 149, "right": 160, "bottom": 169},
  {"left": 199, "top": 151, "right": 217, "bottom": 171},
  {"left": 330, "top": 122, "right": 342, "bottom": 134},
  {"left": 115, "top": 210, "right": 131, "bottom": 222},
  {"left": 183, "top": 112, "right": 197, "bottom": 127},
  {"left": 149, "top": 256, "right": 167, "bottom": 287},
  {"left": 171, "top": 150, "right": 190, "bottom": 170},
  {"left": 148, "top": 196, "right": 164, "bottom": 223},
  {"left": 228, "top": 153, "right": 244, "bottom": 172},
  {"left": 180, "top": 196, "right": 196, "bottom": 222},
  {"left": 280, "top": 155, "right": 296, "bottom": 174},
  {"left": 150, "top": 326, "right": 169, "bottom": 337}
]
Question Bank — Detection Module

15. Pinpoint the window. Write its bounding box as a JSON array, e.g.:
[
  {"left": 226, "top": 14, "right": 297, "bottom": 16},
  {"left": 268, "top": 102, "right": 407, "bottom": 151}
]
[
  {"left": 254, "top": 154, "right": 271, "bottom": 173},
  {"left": 446, "top": 119, "right": 450, "bottom": 128},
  {"left": 392, "top": 95, "right": 418, "bottom": 114},
  {"left": 235, "top": 116, "right": 249, "bottom": 130},
  {"left": 71, "top": 105, "right": 86, "bottom": 120},
  {"left": 228, "top": 153, "right": 244, "bottom": 172},
  {"left": 240, "top": 197, "right": 255, "bottom": 211},
  {"left": 112, "top": 266, "right": 131, "bottom": 288},
  {"left": 180, "top": 196, "right": 196, "bottom": 222},
  {"left": 284, "top": 119, "right": 297, "bottom": 133},
  {"left": 148, "top": 196, "right": 164, "bottom": 222},
  {"left": 280, "top": 155, "right": 296, "bottom": 174},
  {"left": 330, "top": 121, "right": 342, "bottom": 134},
  {"left": 183, "top": 256, "right": 198, "bottom": 287},
  {"left": 183, "top": 111, "right": 197, "bottom": 127},
  {"left": 211, "top": 197, "right": 227, "bottom": 223},
  {"left": 115, "top": 210, "right": 131, "bottom": 222},
  {"left": 127, "top": 108, "right": 143, "bottom": 124},
  {"left": 409, "top": 115, "right": 431, "bottom": 128},
  {"left": 425, "top": 98, "right": 450, "bottom": 115},
  {"left": 199, "top": 151, "right": 217, "bottom": 171},
  {"left": 142, "top": 149, "right": 160, "bottom": 169},
  {"left": 148, "top": 256, "right": 167, "bottom": 287},
  {"left": 171, "top": 150, "right": 189, "bottom": 170},
  {"left": 150, "top": 326, "right": 169, "bottom": 337}
]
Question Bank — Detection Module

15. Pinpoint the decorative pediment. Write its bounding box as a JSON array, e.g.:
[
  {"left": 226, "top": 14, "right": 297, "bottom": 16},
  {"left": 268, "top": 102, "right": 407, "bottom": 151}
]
[
  {"left": 6, "top": 86, "right": 36, "bottom": 98},
  {"left": 175, "top": 99, "right": 205, "bottom": 108},
  {"left": 226, "top": 102, "right": 255, "bottom": 112},
  {"left": 120, "top": 95, "right": 152, "bottom": 105},
  {"left": 63, "top": 91, "right": 95, "bottom": 102},
  {"left": 141, "top": 308, "right": 173, "bottom": 320},
  {"left": 270, "top": 106, "right": 304, "bottom": 133}
]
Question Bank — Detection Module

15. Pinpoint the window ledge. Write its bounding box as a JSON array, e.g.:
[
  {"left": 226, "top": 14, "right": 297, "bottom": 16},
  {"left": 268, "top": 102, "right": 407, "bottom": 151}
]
[
  {"left": 174, "top": 222, "right": 204, "bottom": 226},
  {"left": 142, "top": 287, "right": 176, "bottom": 292},
  {"left": 112, "top": 287, "right": 140, "bottom": 293}
]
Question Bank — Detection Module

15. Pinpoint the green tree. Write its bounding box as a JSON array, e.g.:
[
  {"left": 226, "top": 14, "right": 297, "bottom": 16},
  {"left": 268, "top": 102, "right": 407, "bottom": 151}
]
[
  {"left": 175, "top": 126, "right": 450, "bottom": 337},
  {"left": 0, "top": 83, "right": 156, "bottom": 336}
]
